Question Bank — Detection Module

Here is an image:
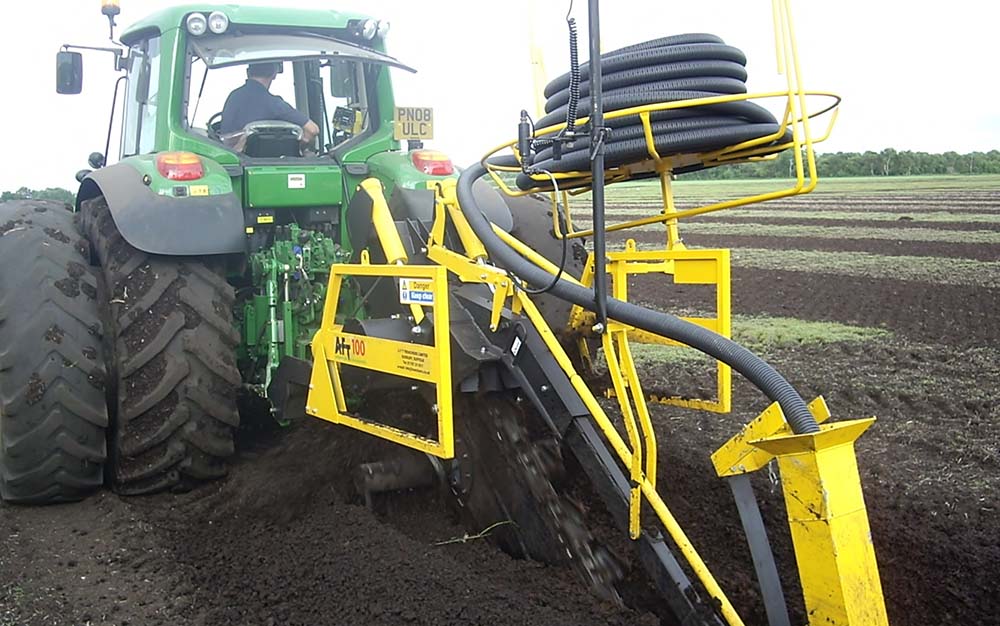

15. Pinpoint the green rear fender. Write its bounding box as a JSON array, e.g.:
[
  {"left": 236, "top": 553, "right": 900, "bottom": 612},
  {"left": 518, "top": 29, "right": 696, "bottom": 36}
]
[{"left": 77, "top": 154, "right": 245, "bottom": 256}]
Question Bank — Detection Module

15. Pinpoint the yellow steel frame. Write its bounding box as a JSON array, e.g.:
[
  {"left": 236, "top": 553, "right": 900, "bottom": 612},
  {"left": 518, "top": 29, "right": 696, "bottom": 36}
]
[
  {"left": 306, "top": 260, "right": 454, "bottom": 459},
  {"left": 421, "top": 241, "right": 748, "bottom": 626},
  {"left": 303, "top": 1, "right": 886, "bottom": 623},
  {"left": 712, "top": 399, "right": 889, "bottom": 625},
  {"left": 305, "top": 193, "right": 884, "bottom": 626},
  {"left": 570, "top": 240, "right": 733, "bottom": 413}
]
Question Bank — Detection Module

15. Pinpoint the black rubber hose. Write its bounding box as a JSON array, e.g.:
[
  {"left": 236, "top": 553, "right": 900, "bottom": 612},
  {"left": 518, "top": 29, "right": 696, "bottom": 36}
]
[
  {"left": 534, "top": 116, "right": 747, "bottom": 157},
  {"left": 456, "top": 162, "right": 819, "bottom": 435},
  {"left": 519, "top": 122, "right": 788, "bottom": 189},
  {"left": 601, "top": 32, "right": 726, "bottom": 58},
  {"left": 544, "top": 59, "right": 749, "bottom": 111},
  {"left": 537, "top": 89, "right": 776, "bottom": 130},
  {"left": 543, "top": 76, "right": 748, "bottom": 114},
  {"left": 544, "top": 42, "right": 747, "bottom": 95},
  {"left": 543, "top": 34, "right": 729, "bottom": 97}
]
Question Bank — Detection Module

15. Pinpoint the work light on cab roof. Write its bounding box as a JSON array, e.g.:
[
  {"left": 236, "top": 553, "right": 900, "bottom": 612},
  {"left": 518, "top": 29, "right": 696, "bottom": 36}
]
[
  {"left": 207, "top": 11, "right": 230, "bottom": 34},
  {"left": 186, "top": 12, "right": 208, "bottom": 36},
  {"left": 185, "top": 10, "right": 230, "bottom": 36}
]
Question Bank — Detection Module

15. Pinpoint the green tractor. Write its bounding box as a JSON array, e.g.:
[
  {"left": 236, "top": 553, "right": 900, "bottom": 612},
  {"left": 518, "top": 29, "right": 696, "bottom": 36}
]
[{"left": 3, "top": 3, "right": 476, "bottom": 499}]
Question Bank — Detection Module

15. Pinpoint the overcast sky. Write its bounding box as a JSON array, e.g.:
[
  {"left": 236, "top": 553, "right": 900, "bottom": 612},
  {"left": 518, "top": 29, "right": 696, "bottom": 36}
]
[{"left": 3, "top": 0, "right": 997, "bottom": 191}]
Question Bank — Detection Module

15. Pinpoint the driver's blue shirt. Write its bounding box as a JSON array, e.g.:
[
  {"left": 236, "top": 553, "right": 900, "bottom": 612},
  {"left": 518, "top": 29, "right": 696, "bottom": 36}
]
[{"left": 220, "top": 79, "right": 309, "bottom": 134}]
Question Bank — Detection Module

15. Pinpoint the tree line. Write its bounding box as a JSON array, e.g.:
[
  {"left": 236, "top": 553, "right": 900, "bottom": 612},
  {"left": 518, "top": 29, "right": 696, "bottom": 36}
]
[
  {"left": 685, "top": 148, "right": 1000, "bottom": 179},
  {"left": 3, "top": 148, "right": 998, "bottom": 200},
  {"left": 1, "top": 187, "right": 75, "bottom": 203}
]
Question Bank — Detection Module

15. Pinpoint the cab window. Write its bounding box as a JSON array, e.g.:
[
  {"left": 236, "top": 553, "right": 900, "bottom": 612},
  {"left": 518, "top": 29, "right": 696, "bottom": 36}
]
[
  {"left": 184, "top": 39, "right": 372, "bottom": 156},
  {"left": 122, "top": 37, "right": 162, "bottom": 157}
]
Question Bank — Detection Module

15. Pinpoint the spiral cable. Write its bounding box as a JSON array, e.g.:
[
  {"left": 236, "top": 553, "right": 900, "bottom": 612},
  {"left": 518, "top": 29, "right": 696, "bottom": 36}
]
[{"left": 564, "top": 16, "right": 581, "bottom": 137}]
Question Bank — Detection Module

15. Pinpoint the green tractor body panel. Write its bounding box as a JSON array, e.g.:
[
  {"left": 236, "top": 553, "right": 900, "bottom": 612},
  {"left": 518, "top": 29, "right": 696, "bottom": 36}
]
[
  {"left": 367, "top": 151, "right": 457, "bottom": 197},
  {"left": 78, "top": 155, "right": 245, "bottom": 255},
  {"left": 245, "top": 166, "right": 344, "bottom": 209},
  {"left": 121, "top": 5, "right": 371, "bottom": 41}
]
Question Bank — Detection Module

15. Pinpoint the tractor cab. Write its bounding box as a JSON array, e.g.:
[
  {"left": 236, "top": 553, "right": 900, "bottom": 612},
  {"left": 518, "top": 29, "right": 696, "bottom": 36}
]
[
  {"left": 184, "top": 28, "right": 413, "bottom": 159},
  {"left": 57, "top": 5, "right": 420, "bottom": 223}
]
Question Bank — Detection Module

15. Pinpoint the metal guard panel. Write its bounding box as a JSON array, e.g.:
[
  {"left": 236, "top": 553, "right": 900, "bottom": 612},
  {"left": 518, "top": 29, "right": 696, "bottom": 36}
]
[{"left": 80, "top": 163, "right": 245, "bottom": 256}]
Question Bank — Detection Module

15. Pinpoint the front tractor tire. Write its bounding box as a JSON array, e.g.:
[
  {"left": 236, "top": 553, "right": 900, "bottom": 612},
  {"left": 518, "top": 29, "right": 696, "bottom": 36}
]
[
  {"left": 81, "top": 196, "right": 241, "bottom": 495},
  {"left": 0, "top": 200, "right": 108, "bottom": 503}
]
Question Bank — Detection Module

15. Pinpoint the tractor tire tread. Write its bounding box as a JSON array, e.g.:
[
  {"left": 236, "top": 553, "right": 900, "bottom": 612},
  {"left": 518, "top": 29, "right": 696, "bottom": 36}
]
[
  {"left": 80, "top": 196, "right": 239, "bottom": 495},
  {"left": 0, "top": 200, "right": 108, "bottom": 504}
]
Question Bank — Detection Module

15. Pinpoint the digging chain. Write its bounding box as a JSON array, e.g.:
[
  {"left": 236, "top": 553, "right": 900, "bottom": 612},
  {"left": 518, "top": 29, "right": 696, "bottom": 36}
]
[{"left": 453, "top": 397, "right": 623, "bottom": 603}]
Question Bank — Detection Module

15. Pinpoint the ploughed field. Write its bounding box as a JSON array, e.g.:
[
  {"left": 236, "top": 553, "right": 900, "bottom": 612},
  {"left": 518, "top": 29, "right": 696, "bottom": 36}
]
[{"left": 2, "top": 176, "right": 998, "bottom": 626}]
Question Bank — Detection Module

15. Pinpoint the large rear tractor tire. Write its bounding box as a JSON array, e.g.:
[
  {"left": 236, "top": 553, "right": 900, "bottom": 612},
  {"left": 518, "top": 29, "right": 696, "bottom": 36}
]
[
  {"left": 81, "top": 196, "right": 241, "bottom": 495},
  {"left": 0, "top": 200, "right": 108, "bottom": 503}
]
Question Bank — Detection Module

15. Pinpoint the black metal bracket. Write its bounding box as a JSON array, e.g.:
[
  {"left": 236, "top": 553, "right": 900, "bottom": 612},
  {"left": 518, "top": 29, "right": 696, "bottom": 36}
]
[{"left": 587, "top": 0, "right": 609, "bottom": 330}]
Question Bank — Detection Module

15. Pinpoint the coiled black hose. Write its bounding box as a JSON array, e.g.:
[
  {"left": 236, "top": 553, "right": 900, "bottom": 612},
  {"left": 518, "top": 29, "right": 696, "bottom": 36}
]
[
  {"left": 456, "top": 161, "right": 819, "bottom": 435},
  {"left": 519, "top": 34, "right": 791, "bottom": 191},
  {"left": 564, "top": 16, "right": 581, "bottom": 137}
]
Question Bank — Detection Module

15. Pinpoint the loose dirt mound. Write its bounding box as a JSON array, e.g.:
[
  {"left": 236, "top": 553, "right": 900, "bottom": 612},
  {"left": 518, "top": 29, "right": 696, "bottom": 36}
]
[{"left": 0, "top": 419, "right": 648, "bottom": 626}]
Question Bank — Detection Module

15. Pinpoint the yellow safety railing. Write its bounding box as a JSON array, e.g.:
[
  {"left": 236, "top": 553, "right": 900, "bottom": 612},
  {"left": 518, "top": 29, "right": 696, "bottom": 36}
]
[
  {"left": 569, "top": 240, "right": 733, "bottom": 413},
  {"left": 482, "top": 0, "right": 840, "bottom": 248},
  {"left": 306, "top": 257, "right": 455, "bottom": 459},
  {"left": 423, "top": 239, "right": 747, "bottom": 626}
]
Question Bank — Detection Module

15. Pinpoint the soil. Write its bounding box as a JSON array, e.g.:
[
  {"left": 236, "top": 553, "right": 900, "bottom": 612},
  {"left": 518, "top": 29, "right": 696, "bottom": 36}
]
[
  {"left": 684, "top": 216, "right": 1000, "bottom": 232},
  {"left": 2, "top": 186, "right": 998, "bottom": 626},
  {"left": 628, "top": 267, "right": 1000, "bottom": 349},
  {"left": 0, "top": 420, "right": 646, "bottom": 626},
  {"left": 644, "top": 232, "right": 1000, "bottom": 261}
]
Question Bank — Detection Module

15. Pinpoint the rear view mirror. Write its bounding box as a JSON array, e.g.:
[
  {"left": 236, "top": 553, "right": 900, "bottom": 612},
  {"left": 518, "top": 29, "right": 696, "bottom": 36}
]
[
  {"left": 57, "top": 51, "right": 83, "bottom": 94},
  {"left": 329, "top": 61, "right": 353, "bottom": 99}
]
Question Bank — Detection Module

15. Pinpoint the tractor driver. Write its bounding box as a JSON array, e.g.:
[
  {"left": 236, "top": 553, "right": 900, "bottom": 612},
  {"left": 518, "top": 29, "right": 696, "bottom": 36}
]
[{"left": 221, "top": 62, "right": 320, "bottom": 147}]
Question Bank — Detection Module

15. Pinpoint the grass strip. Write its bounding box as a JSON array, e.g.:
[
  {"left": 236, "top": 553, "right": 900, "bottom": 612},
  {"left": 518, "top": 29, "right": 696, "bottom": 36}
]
[
  {"left": 727, "top": 248, "right": 1000, "bottom": 287},
  {"left": 570, "top": 222, "right": 1000, "bottom": 244},
  {"left": 595, "top": 315, "right": 889, "bottom": 368}
]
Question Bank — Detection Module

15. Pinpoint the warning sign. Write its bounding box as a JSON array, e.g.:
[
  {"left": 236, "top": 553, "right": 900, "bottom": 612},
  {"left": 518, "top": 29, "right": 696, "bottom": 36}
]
[
  {"left": 393, "top": 107, "right": 434, "bottom": 140},
  {"left": 400, "top": 278, "right": 435, "bottom": 305}
]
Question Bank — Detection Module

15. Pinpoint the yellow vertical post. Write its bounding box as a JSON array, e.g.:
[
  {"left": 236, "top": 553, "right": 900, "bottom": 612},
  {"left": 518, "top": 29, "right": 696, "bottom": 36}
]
[
  {"left": 751, "top": 419, "right": 889, "bottom": 626},
  {"left": 659, "top": 171, "right": 685, "bottom": 250},
  {"left": 715, "top": 248, "right": 732, "bottom": 412},
  {"left": 526, "top": 0, "right": 549, "bottom": 119}
]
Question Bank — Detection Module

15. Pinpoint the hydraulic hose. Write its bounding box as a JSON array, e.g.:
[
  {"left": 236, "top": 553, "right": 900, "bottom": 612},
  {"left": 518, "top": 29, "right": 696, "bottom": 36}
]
[{"left": 456, "top": 162, "right": 819, "bottom": 435}]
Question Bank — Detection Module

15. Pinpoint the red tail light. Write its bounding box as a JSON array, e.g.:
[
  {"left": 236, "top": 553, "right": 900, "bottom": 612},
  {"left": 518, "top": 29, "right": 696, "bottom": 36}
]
[
  {"left": 156, "top": 151, "right": 204, "bottom": 181},
  {"left": 411, "top": 149, "right": 453, "bottom": 176}
]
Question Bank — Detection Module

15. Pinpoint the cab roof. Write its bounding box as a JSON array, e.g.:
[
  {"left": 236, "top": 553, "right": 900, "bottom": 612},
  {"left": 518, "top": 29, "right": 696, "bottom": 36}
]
[{"left": 121, "top": 4, "right": 373, "bottom": 43}]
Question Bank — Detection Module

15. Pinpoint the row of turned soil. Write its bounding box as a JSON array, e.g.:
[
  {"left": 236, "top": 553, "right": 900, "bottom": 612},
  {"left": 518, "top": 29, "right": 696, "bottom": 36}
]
[
  {"left": 629, "top": 268, "right": 1000, "bottom": 348},
  {"left": 616, "top": 230, "right": 1000, "bottom": 261}
]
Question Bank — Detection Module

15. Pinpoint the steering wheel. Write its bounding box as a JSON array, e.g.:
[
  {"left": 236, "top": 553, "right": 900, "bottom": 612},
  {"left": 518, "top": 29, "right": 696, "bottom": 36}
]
[{"left": 207, "top": 111, "right": 224, "bottom": 141}]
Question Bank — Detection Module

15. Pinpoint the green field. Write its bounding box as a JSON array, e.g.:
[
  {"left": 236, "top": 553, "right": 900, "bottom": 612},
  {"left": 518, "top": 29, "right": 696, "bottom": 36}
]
[
  {"left": 596, "top": 315, "right": 890, "bottom": 369},
  {"left": 562, "top": 174, "right": 1000, "bottom": 289},
  {"left": 568, "top": 174, "right": 1000, "bottom": 204},
  {"left": 615, "top": 223, "right": 1000, "bottom": 245}
]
